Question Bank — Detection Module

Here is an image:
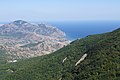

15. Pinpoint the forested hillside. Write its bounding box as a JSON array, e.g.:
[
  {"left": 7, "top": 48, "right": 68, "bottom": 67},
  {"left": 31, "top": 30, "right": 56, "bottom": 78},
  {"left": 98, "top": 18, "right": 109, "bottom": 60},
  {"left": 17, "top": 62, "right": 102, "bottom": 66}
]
[{"left": 0, "top": 28, "right": 120, "bottom": 80}]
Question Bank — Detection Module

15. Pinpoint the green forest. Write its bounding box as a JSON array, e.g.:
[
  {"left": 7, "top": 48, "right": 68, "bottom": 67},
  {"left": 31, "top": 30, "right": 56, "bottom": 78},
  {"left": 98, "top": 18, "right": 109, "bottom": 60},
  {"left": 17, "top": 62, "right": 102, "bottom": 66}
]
[{"left": 0, "top": 28, "right": 120, "bottom": 80}]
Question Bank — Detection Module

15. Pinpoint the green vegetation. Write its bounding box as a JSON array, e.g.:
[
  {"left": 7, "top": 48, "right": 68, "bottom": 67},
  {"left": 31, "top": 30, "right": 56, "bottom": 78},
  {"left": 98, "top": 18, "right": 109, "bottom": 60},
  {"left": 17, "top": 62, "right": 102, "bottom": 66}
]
[
  {"left": 0, "top": 49, "right": 7, "bottom": 64},
  {"left": 0, "top": 28, "right": 120, "bottom": 80}
]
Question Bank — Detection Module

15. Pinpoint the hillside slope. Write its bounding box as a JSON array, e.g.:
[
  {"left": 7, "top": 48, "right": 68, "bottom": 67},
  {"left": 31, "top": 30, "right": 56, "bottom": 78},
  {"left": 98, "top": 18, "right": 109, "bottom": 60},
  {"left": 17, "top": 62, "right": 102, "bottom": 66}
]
[
  {"left": 0, "top": 28, "right": 120, "bottom": 80},
  {"left": 0, "top": 20, "right": 69, "bottom": 60}
]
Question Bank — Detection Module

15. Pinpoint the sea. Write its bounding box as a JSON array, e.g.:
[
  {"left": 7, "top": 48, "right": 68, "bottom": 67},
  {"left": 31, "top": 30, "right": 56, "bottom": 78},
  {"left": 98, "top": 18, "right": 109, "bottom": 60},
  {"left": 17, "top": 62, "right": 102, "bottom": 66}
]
[
  {"left": 0, "top": 20, "right": 120, "bottom": 41},
  {"left": 49, "top": 21, "right": 120, "bottom": 40}
]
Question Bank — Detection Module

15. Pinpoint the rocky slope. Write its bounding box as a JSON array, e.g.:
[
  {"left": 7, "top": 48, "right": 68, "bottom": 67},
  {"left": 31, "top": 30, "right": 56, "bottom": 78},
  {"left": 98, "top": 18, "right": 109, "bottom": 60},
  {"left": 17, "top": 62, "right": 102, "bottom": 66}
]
[{"left": 0, "top": 20, "right": 69, "bottom": 60}]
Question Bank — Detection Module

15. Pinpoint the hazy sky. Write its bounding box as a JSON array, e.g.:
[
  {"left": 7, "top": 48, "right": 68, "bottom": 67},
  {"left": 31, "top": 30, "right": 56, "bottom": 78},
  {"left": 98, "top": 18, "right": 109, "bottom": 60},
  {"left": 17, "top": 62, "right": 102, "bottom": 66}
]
[{"left": 0, "top": 0, "right": 120, "bottom": 22}]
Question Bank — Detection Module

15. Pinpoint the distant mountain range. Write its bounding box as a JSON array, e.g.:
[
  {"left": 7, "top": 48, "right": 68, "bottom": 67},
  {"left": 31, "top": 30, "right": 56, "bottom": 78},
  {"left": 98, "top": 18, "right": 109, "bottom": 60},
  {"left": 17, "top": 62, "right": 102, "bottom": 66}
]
[
  {"left": 0, "top": 28, "right": 119, "bottom": 80},
  {"left": 0, "top": 20, "right": 69, "bottom": 60}
]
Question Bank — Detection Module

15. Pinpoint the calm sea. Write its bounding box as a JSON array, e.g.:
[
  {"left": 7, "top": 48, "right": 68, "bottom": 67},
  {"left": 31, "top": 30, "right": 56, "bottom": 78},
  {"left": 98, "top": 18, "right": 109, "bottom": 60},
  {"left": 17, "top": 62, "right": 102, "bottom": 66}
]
[{"left": 49, "top": 21, "right": 120, "bottom": 40}]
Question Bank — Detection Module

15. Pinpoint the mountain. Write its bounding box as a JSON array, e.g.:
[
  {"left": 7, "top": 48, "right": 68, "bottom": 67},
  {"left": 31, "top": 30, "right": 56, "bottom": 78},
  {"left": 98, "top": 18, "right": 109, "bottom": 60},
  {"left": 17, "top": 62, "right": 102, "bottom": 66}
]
[
  {"left": 0, "top": 20, "right": 69, "bottom": 60},
  {"left": 0, "top": 20, "right": 66, "bottom": 38},
  {"left": 0, "top": 28, "right": 119, "bottom": 80}
]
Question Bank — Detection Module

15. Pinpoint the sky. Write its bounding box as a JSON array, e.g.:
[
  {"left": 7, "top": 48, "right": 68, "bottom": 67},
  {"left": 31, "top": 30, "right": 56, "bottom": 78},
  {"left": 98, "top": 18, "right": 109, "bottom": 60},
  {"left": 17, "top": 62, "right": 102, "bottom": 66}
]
[{"left": 0, "top": 0, "right": 120, "bottom": 22}]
